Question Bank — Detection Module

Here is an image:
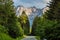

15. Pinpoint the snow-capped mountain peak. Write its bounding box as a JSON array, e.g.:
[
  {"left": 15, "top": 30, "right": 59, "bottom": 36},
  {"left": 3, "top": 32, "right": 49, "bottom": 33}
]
[{"left": 16, "top": 5, "right": 48, "bottom": 27}]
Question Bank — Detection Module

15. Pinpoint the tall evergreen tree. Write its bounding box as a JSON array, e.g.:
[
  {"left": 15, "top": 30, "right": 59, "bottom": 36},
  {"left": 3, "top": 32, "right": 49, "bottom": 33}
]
[
  {"left": 43, "top": 0, "right": 60, "bottom": 40},
  {"left": 18, "top": 11, "right": 30, "bottom": 35},
  {"left": 44, "top": 0, "right": 60, "bottom": 21},
  {"left": 0, "top": 0, "right": 23, "bottom": 38},
  {"left": 31, "top": 16, "right": 39, "bottom": 35},
  {"left": 0, "top": 0, "right": 15, "bottom": 26},
  {"left": 31, "top": 16, "right": 45, "bottom": 40}
]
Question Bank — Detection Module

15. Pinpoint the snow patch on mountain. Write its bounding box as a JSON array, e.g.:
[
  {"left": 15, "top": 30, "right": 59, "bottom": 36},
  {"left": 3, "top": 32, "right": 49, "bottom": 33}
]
[{"left": 16, "top": 5, "right": 48, "bottom": 27}]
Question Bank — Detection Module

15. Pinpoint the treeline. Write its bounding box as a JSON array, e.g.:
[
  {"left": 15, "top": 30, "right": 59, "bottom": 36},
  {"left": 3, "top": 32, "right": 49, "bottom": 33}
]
[
  {"left": 0, "top": 0, "right": 60, "bottom": 40},
  {"left": 31, "top": 0, "right": 60, "bottom": 40},
  {"left": 0, "top": 0, "right": 30, "bottom": 40}
]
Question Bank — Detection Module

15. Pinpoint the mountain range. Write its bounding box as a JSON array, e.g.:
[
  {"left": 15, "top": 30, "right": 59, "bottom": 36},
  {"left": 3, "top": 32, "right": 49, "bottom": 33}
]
[{"left": 16, "top": 5, "right": 49, "bottom": 27}]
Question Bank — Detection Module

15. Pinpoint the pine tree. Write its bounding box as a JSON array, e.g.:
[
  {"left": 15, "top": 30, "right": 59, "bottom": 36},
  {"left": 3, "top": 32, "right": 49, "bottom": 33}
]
[
  {"left": 31, "top": 16, "right": 39, "bottom": 35},
  {"left": 43, "top": 0, "right": 60, "bottom": 40},
  {"left": 0, "top": 0, "right": 15, "bottom": 25},
  {"left": 0, "top": 0, "right": 23, "bottom": 38},
  {"left": 31, "top": 16, "right": 45, "bottom": 40},
  {"left": 18, "top": 11, "right": 30, "bottom": 35},
  {"left": 45, "top": 0, "right": 60, "bottom": 21}
]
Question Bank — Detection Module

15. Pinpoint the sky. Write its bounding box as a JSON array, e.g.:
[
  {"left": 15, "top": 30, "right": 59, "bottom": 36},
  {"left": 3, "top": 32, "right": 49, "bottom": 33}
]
[{"left": 13, "top": 0, "right": 51, "bottom": 8}]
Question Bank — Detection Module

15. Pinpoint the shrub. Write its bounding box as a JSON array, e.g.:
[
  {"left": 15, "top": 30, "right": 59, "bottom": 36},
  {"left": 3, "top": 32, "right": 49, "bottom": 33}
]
[
  {"left": 44, "top": 21, "right": 60, "bottom": 40},
  {"left": 0, "top": 33, "right": 23, "bottom": 40},
  {"left": 0, "top": 25, "right": 8, "bottom": 33},
  {"left": 8, "top": 21, "right": 24, "bottom": 38},
  {"left": 32, "top": 16, "right": 60, "bottom": 40},
  {"left": 0, "top": 33, "right": 14, "bottom": 40},
  {"left": 0, "top": 23, "right": 23, "bottom": 40}
]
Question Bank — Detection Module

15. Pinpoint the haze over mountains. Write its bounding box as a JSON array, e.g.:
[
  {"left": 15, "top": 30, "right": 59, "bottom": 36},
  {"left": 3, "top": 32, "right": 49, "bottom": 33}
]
[{"left": 16, "top": 5, "right": 49, "bottom": 27}]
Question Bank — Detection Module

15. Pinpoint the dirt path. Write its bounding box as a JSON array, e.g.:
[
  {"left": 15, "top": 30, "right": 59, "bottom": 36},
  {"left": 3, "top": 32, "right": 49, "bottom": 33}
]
[{"left": 21, "top": 36, "right": 37, "bottom": 40}]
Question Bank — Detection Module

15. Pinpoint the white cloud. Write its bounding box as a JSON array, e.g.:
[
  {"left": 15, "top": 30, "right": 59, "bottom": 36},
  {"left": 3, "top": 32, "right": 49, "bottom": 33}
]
[
  {"left": 42, "top": 0, "right": 51, "bottom": 3},
  {"left": 45, "top": 0, "right": 51, "bottom": 2},
  {"left": 13, "top": 0, "right": 51, "bottom": 8}
]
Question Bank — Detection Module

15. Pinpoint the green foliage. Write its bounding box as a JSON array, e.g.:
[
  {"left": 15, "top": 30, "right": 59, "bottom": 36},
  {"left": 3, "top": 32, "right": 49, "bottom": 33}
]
[
  {"left": 0, "top": 0, "right": 15, "bottom": 25},
  {"left": 8, "top": 21, "right": 24, "bottom": 38},
  {"left": 0, "top": 33, "right": 23, "bottom": 40},
  {"left": 0, "top": 0, "right": 24, "bottom": 38},
  {"left": 0, "top": 33, "right": 14, "bottom": 40},
  {"left": 44, "top": 0, "right": 60, "bottom": 20},
  {"left": 0, "top": 25, "right": 8, "bottom": 33},
  {"left": 31, "top": 16, "right": 40, "bottom": 35},
  {"left": 18, "top": 11, "right": 30, "bottom": 35},
  {"left": 36, "top": 36, "right": 41, "bottom": 40},
  {"left": 32, "top": 16, "right": 46, "bottom": 39},
  {"left": 42, "top": 0, "right": 60, "bottom": 40},
  {"left": 17, "top": 22, "right": 24, "bottom": 36},
  {"left": 32, "top": 16, "right": 60, "bottom": 40},
  {"left": 44, "top": 21, "right": 60, "bottom": 40}
]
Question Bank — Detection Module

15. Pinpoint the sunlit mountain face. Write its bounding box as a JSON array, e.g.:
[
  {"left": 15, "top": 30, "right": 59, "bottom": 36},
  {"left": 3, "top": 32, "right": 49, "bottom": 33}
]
[
  {"left": 16, "top": 6, "right": 42, "bottom": 27},
  {"left": 13, "top": 0, "right": 50, "bottom": 27},
  {"left": 16, "top": 5, "right": 49, "bottom": 27}
]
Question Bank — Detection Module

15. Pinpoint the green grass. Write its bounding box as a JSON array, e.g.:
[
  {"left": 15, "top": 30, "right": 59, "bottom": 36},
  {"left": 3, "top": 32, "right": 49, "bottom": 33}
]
[
  {"left": 0, "top": 33, "right": 23, "bottom": 40},
  {"left": 35, "top": 36, "right": 40, "bottom": 40}
]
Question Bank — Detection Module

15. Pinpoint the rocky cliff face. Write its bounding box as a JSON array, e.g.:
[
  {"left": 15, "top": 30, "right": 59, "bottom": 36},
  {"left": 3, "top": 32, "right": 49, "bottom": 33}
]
[
  {"left": 42, "top": 7, "right": 49, "bottom": 14},
  {"left": 16, "top": 6, "right": 42, "bottom": 17},
  {"left": 16, "top": 5, "right": 48, "bottom": 27}
]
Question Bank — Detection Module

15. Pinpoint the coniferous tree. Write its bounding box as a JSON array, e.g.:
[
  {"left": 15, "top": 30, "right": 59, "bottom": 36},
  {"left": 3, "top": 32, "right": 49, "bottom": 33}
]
[
  {"left": 0, "top": 0, "right": 15, "bottom": 26},
  {"left": 18, "top": 11, "right": 30, "bottom": 35},
  {"left": 31, "top": 16, "right": 39, "bottom": 35},
  {"left": 0, "top": 0, "right": 23, "bottom": 38},
  {"left": 43, "top": 0, "right": 60, "bottom": 40},
  {"left": 45, "top": 0, "right": 60, "bottom": 21},
  {"left": 31, "top": 16, "right": 45, "bottom": 40}
]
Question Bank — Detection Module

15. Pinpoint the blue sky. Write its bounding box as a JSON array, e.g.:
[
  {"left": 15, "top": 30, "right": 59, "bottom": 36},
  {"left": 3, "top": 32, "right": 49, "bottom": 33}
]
[{"left": 13, "top": 0, "right": 51, "bottom": 8}]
